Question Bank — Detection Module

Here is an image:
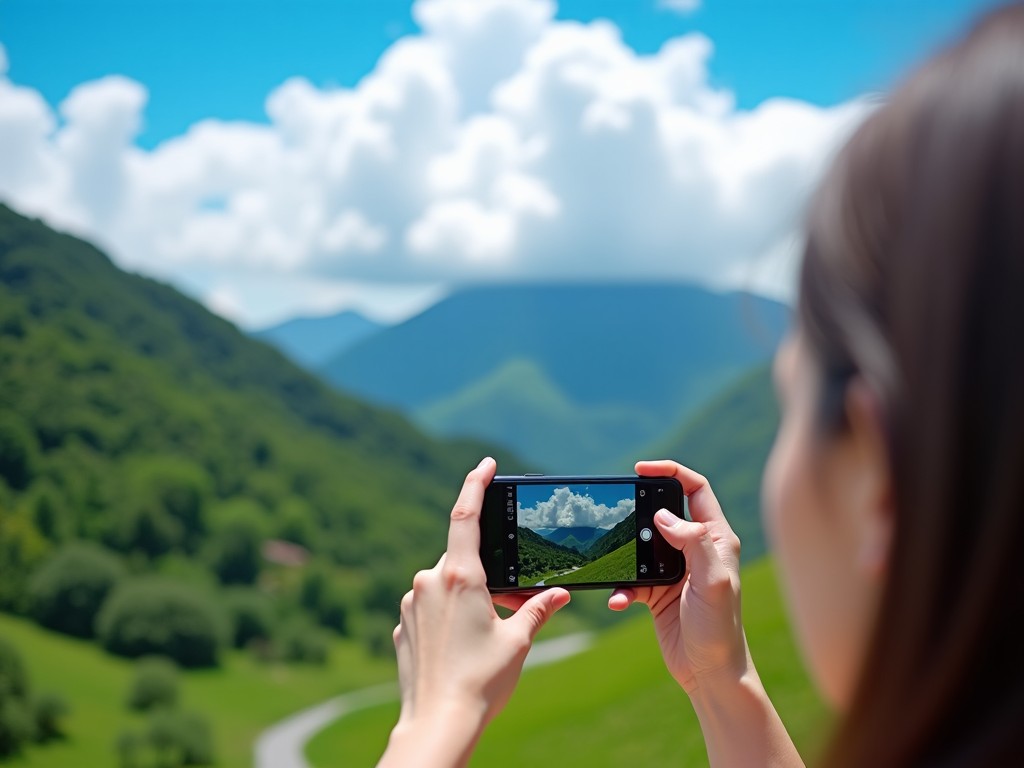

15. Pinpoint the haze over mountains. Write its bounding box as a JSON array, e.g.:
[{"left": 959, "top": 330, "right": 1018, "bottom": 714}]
[
  {"left": 296, "top": 284, "right": 789, "bottom": 473},
  {"left": 253, "top": 311, "right": 382, "bottom": 369}
]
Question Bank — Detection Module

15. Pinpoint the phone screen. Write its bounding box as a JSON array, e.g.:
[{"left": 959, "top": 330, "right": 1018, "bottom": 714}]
[{"left": 481, "top": 476, "right": 685, "bottom": 591}]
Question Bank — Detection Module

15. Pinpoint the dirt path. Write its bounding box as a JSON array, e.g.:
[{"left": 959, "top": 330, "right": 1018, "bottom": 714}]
[{"left": 253, "top": 631, "right": 593, "bottom": 768}]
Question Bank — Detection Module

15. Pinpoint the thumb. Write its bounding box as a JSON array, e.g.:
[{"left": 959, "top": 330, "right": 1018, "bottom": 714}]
[
  {"left": 509, "top": 588, "right": 571, "bottom": 642},
  {"left": 653, "top": 509, "right": 731, "bottom": 595}
]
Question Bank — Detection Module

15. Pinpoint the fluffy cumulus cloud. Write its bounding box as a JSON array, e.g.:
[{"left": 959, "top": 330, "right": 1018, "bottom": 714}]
[
  {"left": 0, "top": 2, "right": 870, "bottom": 326},
  {"left": 518, "top": 486, "right": 634, "bottom": 529}
]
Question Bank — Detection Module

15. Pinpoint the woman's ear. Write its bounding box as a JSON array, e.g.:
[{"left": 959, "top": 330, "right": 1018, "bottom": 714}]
[{"left": 843, "top": 378, "right": 894, "bottom": 579}]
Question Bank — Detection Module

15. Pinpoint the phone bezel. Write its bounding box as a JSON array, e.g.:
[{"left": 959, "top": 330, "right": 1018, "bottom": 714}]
[{"left": 481, "top": 474, "right": 686, "bottom": 593}]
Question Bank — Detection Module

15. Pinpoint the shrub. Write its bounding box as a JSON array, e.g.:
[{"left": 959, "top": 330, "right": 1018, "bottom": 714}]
[
  {"left": 32, "top": 692, "right": 70, "bottom": 742},
  {"left": 117, "top": 711, "right": 215, "bottom": 768},
  {"left": 0, "top": 700, "right": 34, "bottom": 757},
  {"left": 362, "top": 612, "right": 398, "bottom": 659},
  {"left": 277, "top": 618, "right": 329, "bottom": 665},
  {"left": 126, "top": 657, "right": 179, "bottom": 712},
  {"left": 146, "top": 709, "right": 215, "bottom": 767},
  {"left": 223, "top": 588, "right": 275, "bottom": 649},
  {"left": 29, "top": 541, "right": 125, "bottom": 638},
  {"left": 205, "top": 506, "right": 264, "bottom": 586},
  {"left": 0, "top": 414, "right": 39, "bottom": 491},
  {"left": 0, "top": 636, "right": 28, "bottom": 700},
  {"left": 96, "top": 579, "right": 227, "bottom": 668}
]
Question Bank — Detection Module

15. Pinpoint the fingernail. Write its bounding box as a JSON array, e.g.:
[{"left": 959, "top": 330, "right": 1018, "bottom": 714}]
[
  {"left": 477, "top": 456, "right": 493, "bottom": 469},
  {"left": 655, "top": 509, "right": 680, "bottom": 527}
]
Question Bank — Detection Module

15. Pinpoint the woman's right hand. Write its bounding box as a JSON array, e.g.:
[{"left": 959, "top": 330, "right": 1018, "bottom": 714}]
[{"left": 610, "top": 460, "right": 749, "bottom": 694}]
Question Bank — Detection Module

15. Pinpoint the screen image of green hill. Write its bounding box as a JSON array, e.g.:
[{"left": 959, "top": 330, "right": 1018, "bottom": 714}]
[{"left": 544, "top": 539, "right": 636, "bottom": 586}]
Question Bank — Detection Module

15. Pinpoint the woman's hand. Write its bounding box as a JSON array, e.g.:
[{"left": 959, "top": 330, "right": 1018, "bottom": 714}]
[
  {"left": 609, "top": 460, "right": 747, "bottom": 694},
  {"left": 380, "top": 457, "right": 570, "bottom": 768}
]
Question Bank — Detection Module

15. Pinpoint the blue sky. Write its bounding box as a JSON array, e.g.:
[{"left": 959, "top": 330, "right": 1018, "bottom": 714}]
[
  {"left": 1, "top": 0, "right": 994, "bottom": 147},
  {"left": 0, "top": 0, "right": 1004, "bottom": 328}
]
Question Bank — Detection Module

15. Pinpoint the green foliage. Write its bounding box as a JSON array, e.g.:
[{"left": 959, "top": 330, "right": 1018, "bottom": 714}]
[
  {"left": 0, "top": 413, "right": 39, "bottom": 491},
  {"left": 223, "top": 588, "right": 275, "bottom": 649},
  {"left": 0, "top": 511, "right": 50, "bottom": 613},
  {"left": 0, "top": 635, "right": 29, "bottom": 700},
  {"left": 299, "top": 564, "right": 351, "bottom": 635},
  {"left": 0, "top": 699, "right": 34, "bottom": 757},
  {"left": 276, "top": 618, "right": 330, "bottom": 665},
  {"left": 118, "top": 710, "right": 215, "bottom": 768},
  {"left": 126, "top": 657, "right": 180, "bottom": 712},
  {"left": 204, "top": 504, "right": 265, "bottom": 586},
  {"left": 96, "top": 579, "right": 227, "bottom": 668},
  {"left": 32, "top": 691, "right": 70, "bottom": 742},
  {"left": 0, "top": 636, "right": 70, "bottom": 755},
  {"left": 29, "top": 541, "right": 125, "bottom": 638}
]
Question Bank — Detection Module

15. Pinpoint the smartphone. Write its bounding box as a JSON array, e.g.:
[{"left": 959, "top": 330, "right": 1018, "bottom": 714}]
[{"left": 480, "top": 475, "right": 686, "bottom": 592}]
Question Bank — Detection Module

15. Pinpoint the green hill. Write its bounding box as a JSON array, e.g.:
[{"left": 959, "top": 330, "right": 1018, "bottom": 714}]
[
  {"left": 305, "top": 557, "right": 831, "bottom": 767},
  {"left": 546, "top": 539, "right": 637, "bottom": 585},
  {"left": 642, "top": 364, "right": 779, "bottom": 562},
  {"left": 0, "top": 202, "right": 521, "bottom": 626}
]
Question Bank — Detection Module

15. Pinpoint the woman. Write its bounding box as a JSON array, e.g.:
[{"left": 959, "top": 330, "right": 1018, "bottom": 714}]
[{"left": 379, "top": 6, "right": 1024, "bottom": 766}]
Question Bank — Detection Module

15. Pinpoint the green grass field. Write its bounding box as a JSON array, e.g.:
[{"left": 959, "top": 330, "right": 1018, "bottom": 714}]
[
  {"left": 545, "top": 540, "right": 636, "bottom": 586},
  {"left": 306, "top": 558, "right": 832, "bottom": 767},
  {"left": 0, "top": 613, "right": 396, "bottom": 768}
]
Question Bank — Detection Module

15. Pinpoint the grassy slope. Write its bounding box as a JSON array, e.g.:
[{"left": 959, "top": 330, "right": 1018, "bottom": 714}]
[
  {"left": 306, "top": 558, "right": 831, "bottom": 767},
  {"left": 545, "top": 540, "right": 636, "bottom": 586},
  {"left": 0, "top": 612, "right": 395, "bottom": 768}
]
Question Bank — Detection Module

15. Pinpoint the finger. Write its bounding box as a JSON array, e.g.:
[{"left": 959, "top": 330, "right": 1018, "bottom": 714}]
[
  {"left": 508, "top": 588, "right": 571, "bottom": 643},
  {"left": 635, "top": 459, "right": 727, "bottom": 525},
  {"left": 493, "top": 593, "right": 531, "bottom": 612},
  {"left": 445, "top": 457, "right": 497, "bottom": 567},
  {"left": 608, "top": 589, "right": 636, "bottom": 611},
  {"left": 653, "top": 509, "right": 732, "bottom": 595}
]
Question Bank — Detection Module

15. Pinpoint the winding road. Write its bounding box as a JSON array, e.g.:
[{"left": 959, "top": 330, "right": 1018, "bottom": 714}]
[{"left": 253, "top": 631, "right": 593, "bottom": 768}]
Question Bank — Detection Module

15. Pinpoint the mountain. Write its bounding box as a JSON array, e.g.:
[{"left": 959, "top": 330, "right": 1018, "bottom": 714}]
[
  {"left": 252, "top": 311, "right": 383, "bottom": 369},
  {"left": 0, "top": 203, "right": 522, "bottom": 616},
  {"left": 539, "top": 526, "right": 605, "bottom": 552},
  {"left": 644, "top": 364, "right": 779, "bottom": 562},
  {"left": 320, "top": 284, "right": 788, "bottom": 472}
]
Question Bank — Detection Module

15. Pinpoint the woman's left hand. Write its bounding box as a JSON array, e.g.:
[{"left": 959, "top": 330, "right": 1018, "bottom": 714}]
[{"left": 380, "top": 457, "right": 570, "bottom": 767}]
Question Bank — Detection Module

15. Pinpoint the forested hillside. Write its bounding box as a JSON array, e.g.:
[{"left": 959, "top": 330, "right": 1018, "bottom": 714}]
[{"left": 0, "top": 204, "right": 522, "bottom": 664}]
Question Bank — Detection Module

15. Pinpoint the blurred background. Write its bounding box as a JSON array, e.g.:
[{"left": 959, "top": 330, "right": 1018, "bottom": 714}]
[{"left": 0, "top": 1, "right": 1002, "bottom": 766}]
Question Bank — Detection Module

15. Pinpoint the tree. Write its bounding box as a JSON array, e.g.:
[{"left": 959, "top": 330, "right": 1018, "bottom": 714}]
[
  {"left": 29, "top": 541, "right": 125, "bottom": 638},
  {"left": 0, "top": 414, "right": 38, "bottom": 491},
  {"left": 96, "top": 579, "right": 227, "bottom": 668}
]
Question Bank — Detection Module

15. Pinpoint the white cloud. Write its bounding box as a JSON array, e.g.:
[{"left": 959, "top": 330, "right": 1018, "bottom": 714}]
[
  {"left": 518, "top": 487, "right": 634, "bottom": 529},
  {"left": 0, "top": 0, "right": 870, "bottom": 326}
]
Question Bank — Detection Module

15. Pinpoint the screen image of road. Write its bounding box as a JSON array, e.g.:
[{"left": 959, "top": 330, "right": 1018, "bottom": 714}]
[{"left": 515, "top": 484, "right": 636, "bottom": 587}]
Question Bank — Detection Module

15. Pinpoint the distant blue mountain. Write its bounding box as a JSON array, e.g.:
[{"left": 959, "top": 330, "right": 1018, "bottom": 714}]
[
  {"left": 538, "top": 526, "right": 606, "bottom": 552},
  {"left": 253, "top": 310, "right": 383, "bottom": 368},
  {"left": 320, "top": 283, "right": 789, "bottom": 471}
]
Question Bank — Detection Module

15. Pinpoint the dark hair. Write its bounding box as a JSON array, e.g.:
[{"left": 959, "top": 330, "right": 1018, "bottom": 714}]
[{"left": 798, "top": 5, "right": 1024, "bottom": 766}]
